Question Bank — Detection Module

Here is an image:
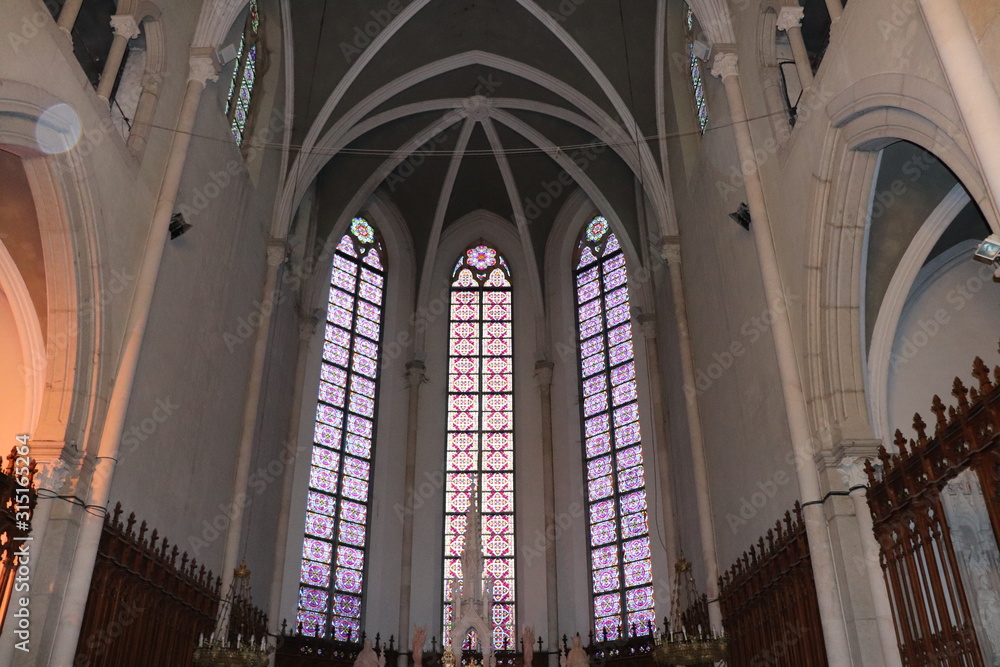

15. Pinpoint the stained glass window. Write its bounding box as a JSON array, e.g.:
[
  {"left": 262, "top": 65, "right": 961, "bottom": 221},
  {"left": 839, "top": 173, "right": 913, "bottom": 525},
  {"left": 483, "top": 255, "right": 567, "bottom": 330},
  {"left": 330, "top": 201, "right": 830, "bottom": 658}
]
[
  {"left": 686, "top": 6, "right": 708, "bottom": 134},
  {"left": 444, "top": 243, "right": 516, "bottom": 650},
  {"left": 574, "top": 217, "right": 656, "bottom": 640},
  {"left": 227, "top": 0, "right": 260, "bottom": 146},
  {"left": 297, "top": 217, "right": 385, "bottom": 641}
]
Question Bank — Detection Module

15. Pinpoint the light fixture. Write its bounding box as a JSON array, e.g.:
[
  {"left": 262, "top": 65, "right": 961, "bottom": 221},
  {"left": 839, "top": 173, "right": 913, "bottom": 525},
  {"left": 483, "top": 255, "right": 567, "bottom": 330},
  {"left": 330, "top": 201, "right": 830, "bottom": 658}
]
[
  {"left": 729, "top": 202, "right": 751, "bottom": 231},
  {"left": 974, "top": 234, "right": 1000, "bottom": 263},
  {"left": 194, "top": 561, "right": 272, "bottom": 667},
  {"left": 652, "top": 556, "right": 728, "bottom": 665},
  {"left": 972, "top": 234, "right": 1000, "bottom": 280},
  {"left": 169, "top": 212, "right": 191, "bottom": 239}
]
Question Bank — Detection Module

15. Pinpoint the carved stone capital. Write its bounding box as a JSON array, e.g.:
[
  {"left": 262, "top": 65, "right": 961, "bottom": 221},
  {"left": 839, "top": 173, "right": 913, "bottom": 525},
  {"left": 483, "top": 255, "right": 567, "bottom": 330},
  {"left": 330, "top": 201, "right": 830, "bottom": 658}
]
[
  {"left": 711, "top": 51, "right": 739, "bottom": 80},
  {"left": 141, "top": 73, "right": 163, "bottom": 95},
  {"left": 266, "top": 238, "right": 287, "bottom": 267},
  {"left": 298, "top": 311, "right": 320, "bottom": 341},
  {"left": 638, "top": 313, "right": 657, "bottom": 340},
  {"left": 35, "top": 458, "right": 72, "bottom": 492},
  {"left": 837, "top": 457, "right": 872, "bottom": 490},
  {"left": 110, "top": 14, "right": 141, "bottom": 40},
  {"left": 657, "top": 238, "right": 681, "bottom": 265},
  {"left": 188, "top": 48, "right": 221, "bottom": 85},
  {"left": 776, "top": 6, "right": 805, "bottom": 32},
  {"left": 829, "top": 438, "right": 884, "bottom": 488},
  {"left": 406, "top": 359, "right": 427, "bottom": 386},
  {"left": 534, "top": 360, "right": 554, "bottom": 387}
]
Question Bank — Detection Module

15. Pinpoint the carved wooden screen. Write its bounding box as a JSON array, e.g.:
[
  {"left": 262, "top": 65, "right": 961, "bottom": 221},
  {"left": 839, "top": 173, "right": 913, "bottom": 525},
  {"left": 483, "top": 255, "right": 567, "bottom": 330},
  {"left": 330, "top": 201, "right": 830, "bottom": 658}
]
[
  {"left": 865, "top": 356, "right": 1000, "bottom": 666},
  {"left": 719, "top": 502, "right": 828, "bottom": 667},
  {"left": 74, "top": 503, "right": 222, "bottom": 666}
]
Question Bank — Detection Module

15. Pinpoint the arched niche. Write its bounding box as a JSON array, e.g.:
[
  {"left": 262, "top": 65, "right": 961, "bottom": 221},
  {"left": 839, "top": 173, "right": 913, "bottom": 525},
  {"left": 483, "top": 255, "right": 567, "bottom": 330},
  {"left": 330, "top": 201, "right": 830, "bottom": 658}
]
[
  {"left": 0, "top": 81, "right": 102, "bottom": 473},
  {"left": 804, "top": 73, "right": 998, "bottom": 451}
]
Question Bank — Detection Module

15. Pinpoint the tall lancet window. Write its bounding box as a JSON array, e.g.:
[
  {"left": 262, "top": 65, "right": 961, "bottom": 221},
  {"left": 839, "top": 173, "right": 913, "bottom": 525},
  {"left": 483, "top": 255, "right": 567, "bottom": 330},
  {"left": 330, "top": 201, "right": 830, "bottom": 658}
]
[
  {"left": 443, "top": 243, "right": 516, "bottom": 650},
  {"left": 227, "top": 0, "right": 260, "bottom": 146},
  {"left": 297, "top": 217, "right": 386, "bottom": 640},
  {"left": 686, "top": 5, "right": 709, "bottom": 134},
  {"left": 574, "top": 216, "right": 656, "bottom": 640}
]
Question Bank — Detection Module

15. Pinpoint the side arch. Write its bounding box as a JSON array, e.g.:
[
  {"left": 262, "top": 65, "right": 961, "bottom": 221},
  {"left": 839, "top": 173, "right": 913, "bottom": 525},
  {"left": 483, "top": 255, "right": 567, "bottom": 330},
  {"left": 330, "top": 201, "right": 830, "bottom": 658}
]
[
  {"left": 804, "top": 73, "right": 996, "bottom": 446},
  {"left": 0, "top": 80, "right": 102, "bottom": 470}
]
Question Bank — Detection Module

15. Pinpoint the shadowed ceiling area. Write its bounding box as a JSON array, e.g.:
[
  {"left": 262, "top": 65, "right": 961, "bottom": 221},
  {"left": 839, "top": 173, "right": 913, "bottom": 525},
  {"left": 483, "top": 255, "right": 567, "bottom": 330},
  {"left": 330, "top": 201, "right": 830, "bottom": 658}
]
[{"left": 285, "top": 0, "right": 671, "bottom": 287}]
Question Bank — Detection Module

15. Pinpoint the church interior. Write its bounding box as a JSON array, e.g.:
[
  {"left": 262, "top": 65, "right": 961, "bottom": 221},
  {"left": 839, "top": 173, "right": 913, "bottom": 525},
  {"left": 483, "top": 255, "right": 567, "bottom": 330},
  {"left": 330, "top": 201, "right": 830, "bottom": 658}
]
[{"left": 2, "top": 0, "right": 1000, "bottom": 665}]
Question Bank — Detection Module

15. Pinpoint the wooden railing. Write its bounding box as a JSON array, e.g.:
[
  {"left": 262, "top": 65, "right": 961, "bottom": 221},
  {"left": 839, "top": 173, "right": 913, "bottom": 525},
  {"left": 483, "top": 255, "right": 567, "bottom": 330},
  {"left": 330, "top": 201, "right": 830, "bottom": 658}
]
[
  {"left": 74, "top": 502, "right": 222, "bottom": 666},
  {"left": 719, "top": 503, "right": 828, "bottom": 666},
  {"left": 0, "top": 447, "right": 37, "bottom": 632},
  {"left": 274, "top": 627, "right": 561, "bottom": 667},
  {"left": 865, "top": 356, "right": 1000, "bottom": 666}
]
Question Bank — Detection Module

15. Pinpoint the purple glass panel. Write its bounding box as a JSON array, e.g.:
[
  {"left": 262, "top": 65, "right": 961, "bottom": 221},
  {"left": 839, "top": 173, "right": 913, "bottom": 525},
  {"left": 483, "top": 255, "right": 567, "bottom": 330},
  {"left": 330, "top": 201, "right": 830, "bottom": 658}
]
[
  {"left": 301, "top": 561, "right": 331, "bottom": 587},
  {"left": 303, "top": 538, "right": 332, "bottom": 563}
]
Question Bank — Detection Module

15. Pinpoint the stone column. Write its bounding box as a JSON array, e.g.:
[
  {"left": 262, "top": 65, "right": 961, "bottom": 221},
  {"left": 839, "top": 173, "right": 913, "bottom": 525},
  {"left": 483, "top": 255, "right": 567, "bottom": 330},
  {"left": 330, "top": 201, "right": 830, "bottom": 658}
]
[
  {"left": 535, "top": 360, "right": 559, "bottom": 660},
  {"left": 397, "top": 359, "right": 425, "bottom": 667},
  {"left": 267, "top": 311, "right": 320, "bottom": 637},
  {"left": 920, "top": 0, "right": 1000, "bottom": 231},
  {"left": 56, "top": 0, "right": 85, "bottom": 36},
  {"left": 96, "top": 14, "right": 140, "bottom": 101},
  {"left": 221, "top": 238, "right": 288, "bottom": 596},
  {"left": 637, "top": 313, "right": 678, "bottom": 580},
  {"left": 824, "top": 0, "right": 843, "bottom": 22},
  {"left": 776, "top": 7, "right": 813, "bottom": 91},
  {"left": 711, "top": 51, "right": 852, "bottom": 666},
  {"left": 48, "top": 49, "right": 220, "bottom": 666},
  {"left": 658, "top": 241, "right": 721, "bottom": 630},
  {"left": 127, "top": 73, "right": 162, "bottom": 154},
  {"left": 839, "top": 459, "right": 902, "bottom": 667}
]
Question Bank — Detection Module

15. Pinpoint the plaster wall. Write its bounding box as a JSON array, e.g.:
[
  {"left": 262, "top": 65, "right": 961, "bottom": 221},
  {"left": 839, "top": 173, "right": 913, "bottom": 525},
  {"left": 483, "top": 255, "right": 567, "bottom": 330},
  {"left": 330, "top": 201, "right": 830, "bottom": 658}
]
[
  {"left": 887, "top": 244, "right": 1000, "bottom": 438},
  {"left": 661, "top": 0, "right": 962, "bottom": 574},
  {"left": 0, "top": 0, "right": 292, "bottom": 649}
]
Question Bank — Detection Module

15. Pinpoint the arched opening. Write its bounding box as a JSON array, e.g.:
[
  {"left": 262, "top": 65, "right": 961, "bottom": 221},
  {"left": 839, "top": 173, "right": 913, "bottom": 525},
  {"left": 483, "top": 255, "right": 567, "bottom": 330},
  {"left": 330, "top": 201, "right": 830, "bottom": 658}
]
[
  {"left": 861, "top": 140, "right": 994, "bottom": 441},
  {"left": 0, "top": 149, "right": 48, "bottom": 446}
]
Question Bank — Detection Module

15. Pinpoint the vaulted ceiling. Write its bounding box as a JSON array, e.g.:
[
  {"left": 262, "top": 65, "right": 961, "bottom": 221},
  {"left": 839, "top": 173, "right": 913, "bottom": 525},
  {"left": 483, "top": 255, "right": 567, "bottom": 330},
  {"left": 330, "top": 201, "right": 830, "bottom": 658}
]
[{"left": 282, "top": 0, "right": 676, "bottom": 283}]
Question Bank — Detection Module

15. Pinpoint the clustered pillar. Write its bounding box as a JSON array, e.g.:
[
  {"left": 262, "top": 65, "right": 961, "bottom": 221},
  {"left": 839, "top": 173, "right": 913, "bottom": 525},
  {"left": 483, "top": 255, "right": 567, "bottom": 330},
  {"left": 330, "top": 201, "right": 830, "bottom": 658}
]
[
  {"left": 49, "top": 49, "right": 221, "bottom": 665},
  {"left": 711, "top": 50, "right": 853, "bottom": 666}
]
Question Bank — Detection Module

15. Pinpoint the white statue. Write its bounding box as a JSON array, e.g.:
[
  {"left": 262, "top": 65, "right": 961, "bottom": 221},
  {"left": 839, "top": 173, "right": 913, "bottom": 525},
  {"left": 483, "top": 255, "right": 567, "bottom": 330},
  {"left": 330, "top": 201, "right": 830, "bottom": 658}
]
[
  {"left": 412, "top": 626, "right": 427, "bottom": 666},
  {"left": 559, "top": 635, "right": 587, "bottom": 667},
  {"left": 353, "top": 639, "right": 381, "bottom": 667},
  {"left": 522, "top": 626, "right": 535, "bottom": 666}
]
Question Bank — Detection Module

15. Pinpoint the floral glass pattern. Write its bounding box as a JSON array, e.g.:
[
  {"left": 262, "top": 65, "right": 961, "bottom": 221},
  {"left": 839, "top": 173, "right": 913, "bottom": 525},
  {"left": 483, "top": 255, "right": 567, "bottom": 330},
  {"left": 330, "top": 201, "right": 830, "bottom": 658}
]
[
  {"left": 296, "top": 217, "right": 385, "bottom": 641},
  {"left": 227, "top": 0, "right": 260, "bottom": 146},
  {"left": 574, "top": 217, "right": 655, "bottom": 640},
  {"left": 686, "top": 6, "right": 708, "bottom": 134},
  {"left": 444, "top": 242, "right": 516, "bottom": 650}
]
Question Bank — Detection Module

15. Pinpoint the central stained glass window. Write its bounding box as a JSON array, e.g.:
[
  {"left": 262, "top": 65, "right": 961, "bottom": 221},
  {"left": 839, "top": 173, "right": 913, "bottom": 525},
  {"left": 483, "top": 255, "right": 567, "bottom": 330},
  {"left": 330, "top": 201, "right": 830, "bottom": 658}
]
[
  {"left": 296, "top": 217, "right": 385, "bottom": 640},
  {"left": 574, "top": 217, "right": 656, "bottom": 640},
  {"left": 443, "top": 242, "right": 516, "bottom": 650}
]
